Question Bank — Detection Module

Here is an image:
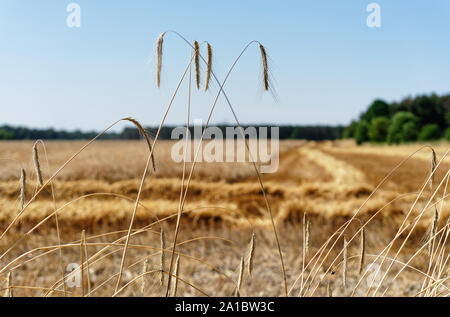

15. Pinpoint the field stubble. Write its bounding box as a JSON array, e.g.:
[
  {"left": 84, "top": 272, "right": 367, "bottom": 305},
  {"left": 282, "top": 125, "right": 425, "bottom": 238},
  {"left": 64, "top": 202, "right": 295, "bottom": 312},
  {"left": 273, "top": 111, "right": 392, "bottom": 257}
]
[{"left": 0, "top": 139, "right": 448, "bottom": 296}]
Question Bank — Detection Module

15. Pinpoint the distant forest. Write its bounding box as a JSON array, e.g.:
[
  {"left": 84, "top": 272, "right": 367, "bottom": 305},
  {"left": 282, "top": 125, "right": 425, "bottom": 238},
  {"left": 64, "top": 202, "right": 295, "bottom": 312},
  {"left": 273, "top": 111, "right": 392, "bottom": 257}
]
[
  {"left": 3, "top": 93, "right": 447, "bottom": 143},
  {"left": 0, "top": 124, "right": 345, "bottom": 141},
  {"left": 344, "top": 93, "right": 450, "bottom": 145}
]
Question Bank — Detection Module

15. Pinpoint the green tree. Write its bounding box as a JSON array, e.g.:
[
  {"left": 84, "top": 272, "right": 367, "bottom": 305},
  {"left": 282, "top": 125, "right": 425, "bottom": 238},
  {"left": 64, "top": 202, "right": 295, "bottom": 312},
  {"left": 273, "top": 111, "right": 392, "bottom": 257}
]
[
  {"left": 0, "top": 129, "right": 14, "bottom": 140},
  {"left": 418, "top": 124, "right": 442, "bottom": 141},
  {"left": 389, "top": 100, "right": 409, "bottom": 117},
  {"left": 368, "top": 116, "right": 390, "bottom": 143},
  {"left": 445, "top": 128, "right": 450, "bottom": 142},
  {"left": 387, "top": 112, "right": 419, "bottom": 144},
  {"left": 445, "top": 112, "right": 450, "bottom": 127},
  {"left": 409, "top": 94, "right": 445, "bottom": 128},
  {"left": 402, "top": 121, "right": 419, "bottom": 142},
  {"left": 289, "top": 127, "right": 302, "bottom": 139},
  {"left": 361, "top": 99, "right": 390, "bottom": 122},
  {"left": 343, "top": 121, "right": 358, "bottom": 139},
  {"left": 354, "top": 120, "right": 370, "bottom": 145}
]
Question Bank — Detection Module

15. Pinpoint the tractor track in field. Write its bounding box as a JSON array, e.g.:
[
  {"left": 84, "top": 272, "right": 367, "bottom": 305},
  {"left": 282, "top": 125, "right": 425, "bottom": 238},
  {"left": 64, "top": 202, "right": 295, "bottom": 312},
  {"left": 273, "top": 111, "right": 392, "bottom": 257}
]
[{"left": 0, "top": 141, "right": 448, "bottom": 228}]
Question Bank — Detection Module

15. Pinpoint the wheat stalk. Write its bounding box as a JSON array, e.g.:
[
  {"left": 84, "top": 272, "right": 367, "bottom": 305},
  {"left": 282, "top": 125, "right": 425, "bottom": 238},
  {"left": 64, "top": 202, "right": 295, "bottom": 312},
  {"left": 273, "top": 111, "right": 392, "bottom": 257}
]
[
  {"left": 300, "top": 212, "right": 308, "bottom": 295},
  {"left": 204, "top": 43, "right": 212, "bottom": 91},
  {"left": 82, "top": 230, "right": 91, "bottom": 296},
  {"left": 156, "top": 32, "right": 165, "bottom": 88},
  {"left": 235, "top": 256, "right": 245, "bottom": 297},
  {"left": 259, "top": 44, "right": 269, "bottom": 91},
  {"left": 19, "top": 168, "right": 26, "bottom": 211},
  {"left": 32, "top": 143, "right": 43, "bottom": 187},
  {"left": 327, "top": 282, "right": 332, "bottom": 297},
  {"left": 247, "top": 232, "right": 255, "bottom": 276},
  {"left": 343, "top": 236, "right": 348, "bottom": 288},
  {"left": 141, "top": 258, "right": 148, "bottom": 295},
  {"left": 160, "top": 225, "right": 166, "bottom": 286},
  {"left": 430, "top": 148, "right": 437, "bottom": 190},
  {"left": 161, "top": 37, "right": 288, "bottom": 296},
  {"left": 359, "top": 227, "right": 365, "bottom": 274},
  {"left": 193, "top": 40, "right": 200, "bottom": 89}
]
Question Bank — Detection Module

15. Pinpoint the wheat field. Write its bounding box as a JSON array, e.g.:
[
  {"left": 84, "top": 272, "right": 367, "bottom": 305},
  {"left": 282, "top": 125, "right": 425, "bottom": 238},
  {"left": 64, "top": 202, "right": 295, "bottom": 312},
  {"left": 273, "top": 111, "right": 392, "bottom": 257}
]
[
  {"left": 0, "top": 32, "right": 448, "bottom": 298},
  {"left": 0, "top": 139, "right": 448, "bottom": 297}
]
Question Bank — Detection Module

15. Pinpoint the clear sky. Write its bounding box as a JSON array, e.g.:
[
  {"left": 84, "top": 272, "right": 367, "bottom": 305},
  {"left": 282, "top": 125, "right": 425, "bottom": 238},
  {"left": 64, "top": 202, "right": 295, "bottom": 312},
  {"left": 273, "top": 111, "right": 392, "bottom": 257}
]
[{"left": 0, "top": 1, "right": 449, "bottom": 131}]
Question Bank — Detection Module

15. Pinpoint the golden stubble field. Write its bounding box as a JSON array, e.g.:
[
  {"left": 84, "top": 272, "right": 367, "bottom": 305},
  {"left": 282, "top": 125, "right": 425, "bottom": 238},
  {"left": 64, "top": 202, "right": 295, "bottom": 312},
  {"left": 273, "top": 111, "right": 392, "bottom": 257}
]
[{"left": 0, "top": 139, "right": 448, "bottom": 297}]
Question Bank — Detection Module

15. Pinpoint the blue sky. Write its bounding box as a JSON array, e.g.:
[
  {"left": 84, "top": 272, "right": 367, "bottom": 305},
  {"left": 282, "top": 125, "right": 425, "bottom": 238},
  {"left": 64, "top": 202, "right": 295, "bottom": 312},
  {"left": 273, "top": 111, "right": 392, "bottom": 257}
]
[{"left": 0, "top": 1, "right": 449, "bottom": 131}]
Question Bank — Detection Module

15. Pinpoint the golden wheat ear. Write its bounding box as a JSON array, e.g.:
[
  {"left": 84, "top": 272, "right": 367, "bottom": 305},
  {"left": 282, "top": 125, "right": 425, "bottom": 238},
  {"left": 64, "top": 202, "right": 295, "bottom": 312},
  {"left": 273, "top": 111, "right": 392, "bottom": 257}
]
[
  {"left": 204, "top": 43, "right": 212, "bottom": 91},
  {"left": 19, "top": 168, "right": 26, "bottom": 210},
  {"left": 156, "top": 32, "right": 166, "bottom": 88},
  {"left": 141, "top": 259, "right": 148, "bottom": 295},
  {"left": 234, "top": 256, "right": 245, "bottom": 297},
  {"left": 5, "top": 271, "right": 13, "bottom": 297},
  {"left": 172, "top": 255, "right": 180, "bottom": 297},
  {"left": 305, "top": 217, "right": 311, "bottom": 256},
  {"left": 32, "top": 143, "right": 43, "bottom": 187},
  {"left": 430, "top": 148, "right": 437, "bottom": 190},
  {"left": 123, "top": 117, "right": 156, "bottom": 172},
  {"left": 359, "top": 227, "right": 366, "bottom": 274},
  {"left": 429, "top": 207, "right": 439, "bottom": 255},
  {"left": 247, "top": 231, "right": 255, "bottom": 276},
  {"left": 80, "top": 230, "right": 86, "bottom": 297},
  {"left": 259, "top": 44, "right": 269, "bottom": 91},
  {"left": 194, "top": 41, "right": 200, "bottom": 89}
]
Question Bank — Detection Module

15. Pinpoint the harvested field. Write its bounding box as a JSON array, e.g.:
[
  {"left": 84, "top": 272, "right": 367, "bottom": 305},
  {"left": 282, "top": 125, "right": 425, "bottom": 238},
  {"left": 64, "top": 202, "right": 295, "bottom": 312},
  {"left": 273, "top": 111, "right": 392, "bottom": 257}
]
[{"left": 0, "top": 139, "right": 448, "bottom": 297}]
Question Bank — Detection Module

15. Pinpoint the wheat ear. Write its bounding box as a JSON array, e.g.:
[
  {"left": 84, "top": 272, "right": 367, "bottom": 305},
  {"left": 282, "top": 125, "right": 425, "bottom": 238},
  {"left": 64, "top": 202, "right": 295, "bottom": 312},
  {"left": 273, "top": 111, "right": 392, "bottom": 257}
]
[
  {"left": 141, "top": 258, "right": 148, "bottom": 295},
  {"left": 429, "top": 207, "right": 439, "bottom": 255},
  {"left": 156, "top": 32, "right": 165, "bottom": 88},
  {"left": 80, "top": 230, "right": 86, "bottom": 297},
  {"left": 430, "top": 148, "right": 437, "bottom": 190},
  {"left": 359, "top": 227, "right": 365, "bottom": 274},
  {"left": 305, "top": 218, "right": 311, "bottom": 257},
  {"left": 123, "top": 117, "right": 156, "bottom": 172},
  {"left": 259, "top": 44, "right": 269, "bottom": 91},
  {"left": 247, "top": 232, "right": 256, "bottom": 276},
  {"left": 172, "top": 255, "right": 180, "bottom": 297},
  {"left": 204, "top": 43, "right": 212, "bottom": 91},
  {"left": 235, "top": 256, "right": 245, "bottom": 297},
  {"left": 32, "top": 143, "right": 43, "bottom": 187},
  {"left": 160, "top": 226, "right": 166, "bottom": 286},
  {"left": 19, "top": 168, "right": 26, "bottom": 210},
  {"left": 194, "top": 40, "right": 200, "bottom": 89},
  {"left": 4, "top": 271, "right": 12, "bottom": 297}
]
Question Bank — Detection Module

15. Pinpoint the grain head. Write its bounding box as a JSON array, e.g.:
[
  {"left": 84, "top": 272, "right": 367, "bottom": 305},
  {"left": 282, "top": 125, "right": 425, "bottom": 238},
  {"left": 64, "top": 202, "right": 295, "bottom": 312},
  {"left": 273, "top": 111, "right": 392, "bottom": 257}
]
[
  {"left": 259, "top": 44, "right": 269, "bottom": 91},
  {"left": 156, "top": 32, "right": 166, "bottom": 88},
  {"left": 19, "top": 168, "right": 26, "bottom": 210},
  {"left": 204, "top": 43, "right": 212, "bottom": 92},
  {"left": 194, "top": 40, "right": 200, "bottom": 89},
  {"left": 32, "top": 143, "right": 43, "bottom": 187}
]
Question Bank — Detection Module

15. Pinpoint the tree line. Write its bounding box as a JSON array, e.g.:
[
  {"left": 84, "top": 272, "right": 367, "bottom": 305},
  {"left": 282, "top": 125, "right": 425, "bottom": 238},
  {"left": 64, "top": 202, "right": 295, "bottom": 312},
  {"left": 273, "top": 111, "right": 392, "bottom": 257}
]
[
  {"left": 0, "top": 124, "right": 344, "bottom": 141},
  {"left": 3, "top": 93, "right": 447, "bottom": 144},
  {"left": 344, "top": 93, "right": 450, "bottom": 145}
]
